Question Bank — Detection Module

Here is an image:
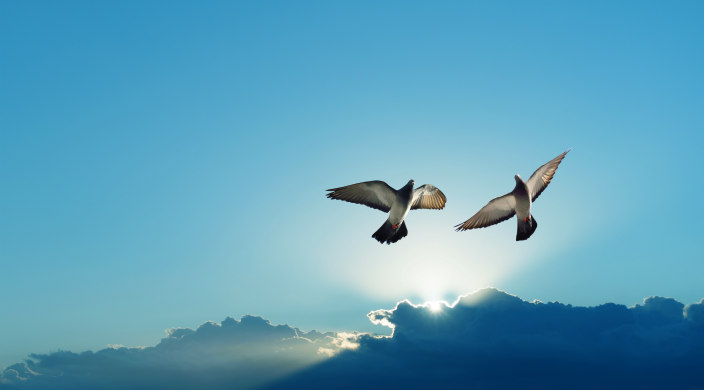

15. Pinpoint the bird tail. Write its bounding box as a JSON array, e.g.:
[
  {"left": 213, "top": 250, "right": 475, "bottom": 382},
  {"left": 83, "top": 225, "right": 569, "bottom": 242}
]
[
  {"left": 388, "top": 221, "right": 408, "bottom": 244},
  {"left": 372, "top": 220, "right": 408, "bottom": 244},
  {"left": 516, "top": 215, "right": 538, "bottom": 241}
]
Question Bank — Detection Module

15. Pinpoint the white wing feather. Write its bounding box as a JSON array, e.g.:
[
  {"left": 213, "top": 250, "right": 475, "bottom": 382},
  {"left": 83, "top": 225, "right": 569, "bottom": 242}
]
[
  {"left": 411, "top": 184, "right": 447, "bottom": 210},
  {"left": 526, "top": 150, "right": 569, "bottom": 202},
  {"left": 455, "top": 193, "right": 516, "bottom": 231}
]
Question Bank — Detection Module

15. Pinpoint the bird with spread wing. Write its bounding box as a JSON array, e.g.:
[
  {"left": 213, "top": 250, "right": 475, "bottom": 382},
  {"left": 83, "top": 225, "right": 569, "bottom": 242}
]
[
  {"left": 455, "top": 150, "right": 569, "bottom": 241},
  {"left": 327, "top": 179, "right": 446, "bottom": 244}
]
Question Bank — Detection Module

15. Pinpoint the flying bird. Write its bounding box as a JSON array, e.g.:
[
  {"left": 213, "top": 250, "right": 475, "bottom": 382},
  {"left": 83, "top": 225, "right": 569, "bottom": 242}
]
[
  {"left": 455, "top": 150, "right": 570, "bottom": 241},
  {"left": 326, "top": 180, "right": 446, "bottom": 244}
]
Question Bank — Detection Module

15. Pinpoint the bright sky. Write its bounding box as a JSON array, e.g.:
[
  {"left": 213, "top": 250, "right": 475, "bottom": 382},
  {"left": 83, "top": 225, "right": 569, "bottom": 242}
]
[{"left": 1, "top": 0, "right": 703, "bottom": 369}]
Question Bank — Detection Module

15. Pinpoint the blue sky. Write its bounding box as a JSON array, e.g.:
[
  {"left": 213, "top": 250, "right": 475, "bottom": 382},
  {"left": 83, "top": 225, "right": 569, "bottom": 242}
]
[{"left": 1, "top": 0, "right": 703, "bottom": 371}]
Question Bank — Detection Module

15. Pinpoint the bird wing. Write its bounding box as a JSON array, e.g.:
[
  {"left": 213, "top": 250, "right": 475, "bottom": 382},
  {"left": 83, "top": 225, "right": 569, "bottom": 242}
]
[
  {"left": 455, "top": 193, "right": 516, "bottom": 231},
  {"left": 526, "top": 150, "right": 569, "bottom": 202},
  {"left": 411, "top": 184, "right": 447, "bottom": 210},
  {"left": 326, "top": 181, "right": 397, "bottom": 212}
]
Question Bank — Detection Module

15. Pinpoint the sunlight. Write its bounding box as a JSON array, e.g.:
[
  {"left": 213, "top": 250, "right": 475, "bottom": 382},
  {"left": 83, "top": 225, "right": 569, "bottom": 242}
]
[
  {"left": 428, "top": 301, "right": 443, "bottom": 313},
  {"left": 316, "top": 201, "right": 581, "bottom": 305},
  {"left": 324, "top": 229, "right": 529, "bottom": 302}
]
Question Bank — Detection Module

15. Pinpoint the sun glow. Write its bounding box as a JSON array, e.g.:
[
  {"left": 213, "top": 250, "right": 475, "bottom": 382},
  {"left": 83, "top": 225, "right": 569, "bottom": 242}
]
[
  {"left": 320, "top": 214, "right": 565, "bottom": 303},
  {"left": 427, "top": 301, "right": 444, "bottom": 313}
]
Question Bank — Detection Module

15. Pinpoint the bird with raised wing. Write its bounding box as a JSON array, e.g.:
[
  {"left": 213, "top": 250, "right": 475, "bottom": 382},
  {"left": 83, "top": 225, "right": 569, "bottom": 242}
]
[
  {"left": 327, "top": 180, "right": 446, "bottom": 244},
  {"left": 455, "top": 150, "right": 569, "bottom": 241}
]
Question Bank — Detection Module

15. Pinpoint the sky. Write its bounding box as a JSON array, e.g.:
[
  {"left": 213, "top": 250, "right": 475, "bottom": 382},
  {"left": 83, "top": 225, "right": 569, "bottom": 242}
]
[{"left": 1, "top": 0, "right": 703, "bottom": 379}]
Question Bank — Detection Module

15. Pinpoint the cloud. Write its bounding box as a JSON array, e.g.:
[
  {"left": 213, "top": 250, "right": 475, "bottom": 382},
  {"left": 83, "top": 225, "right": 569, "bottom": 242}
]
[
  {"left": 0, "top": 315, "right": 352, "bottom": 390},
  {"left": 684, "top": 298, "right": 704, "bottom": 326},
  {"left": 275, "top": 288, "right": 704, "bottom": 389},
  {"left": 3, "top": 289, "right": 704, "bottom": 389}
]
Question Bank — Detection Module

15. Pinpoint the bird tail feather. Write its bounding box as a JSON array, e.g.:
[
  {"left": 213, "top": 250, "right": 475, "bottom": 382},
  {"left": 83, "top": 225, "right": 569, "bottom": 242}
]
[
  {"left": 388, "top": 221, "right": 408, "bottom": 244},
  {"left": 516, "top": 215, "right": 538, "bottom": 241},
  {"left": 372, "top": 220, "right": 408, "bottom": 244}
]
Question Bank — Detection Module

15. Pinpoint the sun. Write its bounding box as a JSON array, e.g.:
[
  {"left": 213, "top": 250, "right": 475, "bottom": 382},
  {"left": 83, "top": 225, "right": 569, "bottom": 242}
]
[{"left": 428, "top": 301, "right": 443, "bottom": 313}]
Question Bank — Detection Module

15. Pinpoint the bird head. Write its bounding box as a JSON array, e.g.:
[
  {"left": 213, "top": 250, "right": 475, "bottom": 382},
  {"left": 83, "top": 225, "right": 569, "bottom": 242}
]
[
  {"left": 408, "top": 179, "right": 415, "bottom": 187},
  {"left": 514, "top": 174, "right": 523, "bottom": 183}
]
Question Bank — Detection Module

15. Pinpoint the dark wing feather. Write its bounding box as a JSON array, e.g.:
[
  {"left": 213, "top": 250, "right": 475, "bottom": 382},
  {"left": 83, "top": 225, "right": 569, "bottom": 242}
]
[{"left": 326, "top": 181, "right": 396, "bottom": 212}]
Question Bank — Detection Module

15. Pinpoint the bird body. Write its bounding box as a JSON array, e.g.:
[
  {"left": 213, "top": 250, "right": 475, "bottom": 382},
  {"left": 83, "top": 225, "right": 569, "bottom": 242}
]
[
  {"left": 513, "top": 175, "right": 531, "bottom": 223},
  {"left": 388, "top": 181, "right": 414, "bottom": 226},
  {"left": 455, "top": 150, "right": 569, "bottom": 241},
  {"left": 327, "top": 179, "right": 446, "bottom": 244}
]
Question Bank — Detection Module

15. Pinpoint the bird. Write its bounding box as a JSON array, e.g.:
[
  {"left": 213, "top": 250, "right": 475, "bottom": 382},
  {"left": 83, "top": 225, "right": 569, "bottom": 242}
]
[
  {"left": 326, "top": 180, "right": 447, "bottom": 244},
  {"left": 455, "top": 150, "right": 569, "bottom": 241}
]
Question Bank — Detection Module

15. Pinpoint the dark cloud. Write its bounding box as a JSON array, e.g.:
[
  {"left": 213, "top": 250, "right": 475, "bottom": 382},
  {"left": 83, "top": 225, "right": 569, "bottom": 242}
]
[
  {"left": 685, "top": 298, "right": 704, "bottom": 326},
  {"left": 3, "top": 289, "right": 704, "bottom": 389},
  {"left": 275, "top": 288, "right": 704, "bottom": 389},
  {"left": 0, "top": 315, "right": 343, "bottom": 390}
]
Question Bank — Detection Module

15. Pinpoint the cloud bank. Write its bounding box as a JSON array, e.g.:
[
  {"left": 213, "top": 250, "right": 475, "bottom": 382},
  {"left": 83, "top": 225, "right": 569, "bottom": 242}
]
[
  {"left": 0, "top": 315, "right": 346, "bottom": 389},
  {"left": 278, "top": 289, "right": 704, "bottom": 389},
  {"left": 3, "top": 289, "right": 704, "bottom": 389}
]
